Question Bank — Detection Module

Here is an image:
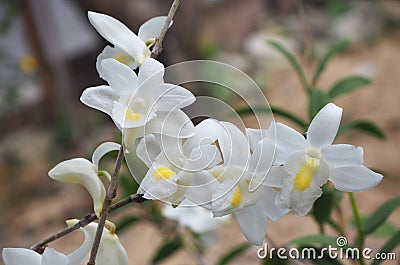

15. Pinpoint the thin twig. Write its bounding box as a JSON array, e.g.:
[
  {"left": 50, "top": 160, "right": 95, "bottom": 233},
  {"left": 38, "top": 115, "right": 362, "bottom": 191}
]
[
  {"left": 87, "top": 1, "right": 181, "bottom": 262},
  {"left": 151, "top": 0, "right": 181, "bottom": 58},
  {"left": 30, "top": 194, "right": 146, "bottom": 253},
  {"left": 87, "top": 145, "right": 125, "bottom": 265}
]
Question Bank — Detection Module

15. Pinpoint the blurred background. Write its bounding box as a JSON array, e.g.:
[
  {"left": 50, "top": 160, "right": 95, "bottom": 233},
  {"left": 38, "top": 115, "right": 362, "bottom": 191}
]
[{"left": 0, "top": 0, "right": 399, "bottom": 264}]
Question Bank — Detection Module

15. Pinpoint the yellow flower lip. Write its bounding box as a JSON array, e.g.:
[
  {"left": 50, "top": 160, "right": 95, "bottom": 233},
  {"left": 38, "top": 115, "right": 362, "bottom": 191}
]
[
  {"left": 125, "top": 109, "right": 142, "bottom": 121},
  {"left": 153, "top": 167, "right": 176, "bottom": 180},
  {"left": 293, "top": 156, "right": 320, "bottom": 191},
  {"left": 231, "top": 186, "right": 242, "bottom": 208}
]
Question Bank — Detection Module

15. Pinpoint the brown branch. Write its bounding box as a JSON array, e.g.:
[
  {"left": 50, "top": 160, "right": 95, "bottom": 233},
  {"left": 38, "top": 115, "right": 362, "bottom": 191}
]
[
  {"left": 87, "top": 145, "right": 125, "bottom": 265},
  {"left": 151, "top": 0, "right": 181, "bottom": 58},
  {"left": 31, "top": 194, "right": 146, "bottom": 253}
]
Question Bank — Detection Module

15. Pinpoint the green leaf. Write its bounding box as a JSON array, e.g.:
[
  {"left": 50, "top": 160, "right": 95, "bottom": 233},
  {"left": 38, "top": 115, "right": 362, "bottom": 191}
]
[
  {"left": 328, "top": 75, "right": 371, "bottom": 99},
  {"left": 351, "top": 217, "right": 397, "bottom": 239},
  {"left": 267, "top": 40, "right": 309, "bottom": 93},
  {"left": 151, "top": 238, "right": 183, "bottom": 264},
  {"left": 289, "top": 235, "right": 344, "bottom": 248},
  {"left": 339, "top": 119, "right": 386, "bottom": 140},
  {"left": 364, "top": 196, "right": 400, "bottom": 235},
  {"left": 115, "top": 215, "right": 139, "bottom": 233},
  {"left": 308, "top": 88, "right": 329, "bottom": 120},
  {"left": 216, "top": 243, "right": 251, "bottom": 265},
  {"left": 371, "top": 229, "right": 400, "bottom": 265},
  {"left": 235, "top": 105, "right": 307, "bottom": 129},
  {"left": 312, "top": 40, "right": 350, "bottom": 86},
  {"left": 312, "top": 191, "right": 334, "bottom": 225}
]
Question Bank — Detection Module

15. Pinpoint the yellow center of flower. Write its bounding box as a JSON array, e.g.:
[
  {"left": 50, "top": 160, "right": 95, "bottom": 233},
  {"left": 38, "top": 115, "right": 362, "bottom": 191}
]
[
  {"left": 293, "top": 157, "right": 320, "bottom": 191},
  {"left": 114, "top": 52, "right": 134, "bottom": 65},
  {"left": 125, "top": 109, "right": 141, "bottom": 121},
  {"left": 20, "top": 55, "right": 38, "bottom": 74},
  {"left": 152, "top": 167, "right": 176, "bottom": 180},
  {"left": 231, "top": 186, "right": 242, "bottom": 208}
]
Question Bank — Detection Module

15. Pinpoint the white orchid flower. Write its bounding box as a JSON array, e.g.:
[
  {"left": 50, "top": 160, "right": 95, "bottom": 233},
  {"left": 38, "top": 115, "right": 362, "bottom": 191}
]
[
  {"left": 88, "top": 11, "right": 171, "bottom": 73},
  {"left": 184, "top": 121, "right": 287, "bottom": 245},
  {"left": 80, "top": 58, "right": 195, "bottom": 145},
  {"left": 48, "top": 142, "right": 120, "bottom": 217},
  {"left": 136, "top": 119, "right": 222, "bottom": 204},
  {"left": 263, "top": 103, "right": 383, "bottom": 216},
  {"left": 162, "top": 199, "right": 230, "bottom": 234},
  {"left": 68, "top": 219, "right": 129, "bottom": 265},
  {"left": 2, "top": 222, "right": 92, "bottom": 265}
]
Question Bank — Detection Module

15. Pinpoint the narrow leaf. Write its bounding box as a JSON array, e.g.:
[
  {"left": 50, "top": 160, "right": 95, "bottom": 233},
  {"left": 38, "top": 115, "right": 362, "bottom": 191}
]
[
  {"left": 267, "top": 40, "right": 309, "bottom": 93},
  {"left": 328, "top": 75, "right": 371, "bottom": 99},
  {"left": 151, "top": 238, "right": 183, "bottom": 264},
  {"left": 339, "top": 119, "right": 386, "bottom": 139},
  {"left": 312, "top": 192, "right": 334, "bottom": 224},
  {"left": 308, "top": 88, "right": 329, "bottom": 120},
  {"left": 364, "top": 196, "right": 400, "bottom": 235},
  {"left": 216, "top": 243, "right": 251, "bottom": 265},
  {"left": 370, "top": 229, "right": 400, "bottom": 265},
  {"left": 312, "top": 40, "right": 350, "bottom": 86},
  {"left": 235, "top": 105, "right": 307, "bottom": 129}
]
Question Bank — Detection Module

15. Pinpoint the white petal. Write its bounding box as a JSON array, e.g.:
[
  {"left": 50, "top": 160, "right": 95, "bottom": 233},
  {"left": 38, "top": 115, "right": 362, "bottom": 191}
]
[
  {"left": 274, "top": 122, "right": 307, "bottom": 164},
  {"left": 42, "top": 248, "right": 68, "bottom": 265},
  {"left": 144, "top": 110, "right": 195, "bottom": 138},
  {"left": 100, "top": 59, "right": 138, "bottom": 96},
  {"left": 154, "top": 84, "right": 195, "bottom": 111},
  {"left": 248, "top": 138, "right": 275, "bottom": 191},
  {"left": 321, "top": 144, "right": 363, "bottom": 168},
  {"left": 258, "top": 186, "right": 289, "bottom": 222},
  {"left": 245, "top": 128, "right": 270, "bottom": 151},
  {"left": 112, "top": 101, "right": 156, "bottom": 129},
  {"left": 186, "top": 144, "right": 222, "bottom": 171},
  {"left": 124, "top": 137, "right": 149, "bottom": 183},
  {"left": 88, "top": 11, "right": 147, "bottom": 63},
  {"left": 136, "top": 134, "right": 161, "bottom": 167},
  {"left": 138, "top": 16, "right": 170, "bottom": 43},
  {"left": 80, "top": 85, "right": 117, "bottom": 116},
  {"left": 233, "top": 204, "right": 267, "bottom": 245},
  {"left": 218, "top": 122, "right": 250, "bottom": 168},
  {"left": 48, "top": 158, "right": 106, "bottom": 217},
  {"left": 329, "top": 165, "right": 383, "bottom": 192},
  {"left": 2, "top": 248, "right": 41, "bottom": 265},
  {"left": 183, "top": 119, "right": 221, "bottom": 156},
  {"left": 67, "top": 226, "right": 92, "bottom": 265},
  {"left": 92, "top": 142, "right": 121, "bottom": 169},
  {"left": 263, "top": 166, "right": 285, "bottom": 188},
  {"left": 96, "top": 233, "right": 129, "bottom": 265},
  {"left": 307, "top": 103, "right": 343, "bottom": 149},
  {"left": 185, "top": 171, "right": 219, "bottom": 207},
  {"left": 138, "top": 58, "right": 164, "bottom": 89},
  {"left": 97, "top": 46, "right": 138, "bottom": 78}
]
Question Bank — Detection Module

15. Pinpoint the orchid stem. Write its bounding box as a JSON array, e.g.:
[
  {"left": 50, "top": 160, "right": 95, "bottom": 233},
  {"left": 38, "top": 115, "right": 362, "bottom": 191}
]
[
  {"left": 87, "top": 145, "right": 125, "bottom": 265},
  {"left": 30, "top": 194, "right": 146, "bottom": 253},
  {"left": 349, "top": 192, "right": 366, "bottom": 265}
]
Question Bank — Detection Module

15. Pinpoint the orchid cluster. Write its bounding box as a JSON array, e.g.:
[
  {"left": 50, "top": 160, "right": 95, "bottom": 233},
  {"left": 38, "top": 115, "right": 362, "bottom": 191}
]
[{"left": 2, "top": 10, "right": 383, "bottom": 265}]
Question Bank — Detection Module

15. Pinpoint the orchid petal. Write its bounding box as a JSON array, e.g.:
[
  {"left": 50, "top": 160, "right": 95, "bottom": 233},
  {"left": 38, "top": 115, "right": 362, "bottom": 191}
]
[
  {"left": 274, "top": 122, "right": 307, "bottom": 164},
  {"left": 80, "top": 85, "right": 117, "bottom": 116},
  {"left": 100, "top": 59, "right": 138, "bottom": 96},
  {"left": 143, "top": 110, "right": 195, "bottom": 138},
  {"left": 2, "top": 248, "right": 41, "bottom": 265},
  {"left": 218, "top": 122, "right": 250, "bottom": 168},
  {"left": 307, "top": 103, "right": 343, "bottom": 149},
  {"left": 96, "top": 46, "right": 137, "bottom": 78},
  {"left": 138, "top": 58, "right": 164, "bottom": 89},
  {"left": 263, "top": 166, "right": 285, "bottom": 188},
  {"left": 329, "top": 165, "right": 383, "bottom": 192},
  {"left": 186, "top": 144, "right": 222, "bottom": 171},
  {"left": 154, "top": 84, "right": 195, "bottom": 111},
  {"left": 88, "top": 12, "right": 147, "bottom": 63},
  {"left": 48, "top": 158, "right": 106, "bottom": 217},
  {"left": 185, "top": 171, "right": 219, "bottom": 207},
  {"left": 138, "top": 16, "right": 171, "bottom": 43},
  {"left": 183, "top": 119, "right": 221, "bottom": 156},
  {"left": 42, "top": 248, "right": 68, "bottom": 265},
  {"left": 92, "top": 142, "right": 121, "bottom": 169},
  {"left": 245, "top": 128, "right": 270, "bottom": 151},
  {"left": 233, "top": 204, "right": 267, "bottom": 246},
  {"left": 321, "top": 144, "right": 363, "bottom": 168},
  {"left": 248, "top": 138, "right": 275, "bottom": 191},
  {"left": 136, "top": 134, "right": 161, "bottom": 168},
  {"left": 66, "top": 225, "right": 93, "bottom": 265}
]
